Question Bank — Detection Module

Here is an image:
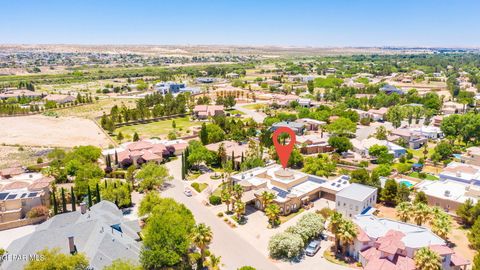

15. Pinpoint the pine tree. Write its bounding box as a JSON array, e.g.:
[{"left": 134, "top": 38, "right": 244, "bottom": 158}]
[
  {"left": 61, "top": 188, "right": 67, "bottom": 213},
  {"left": 70, "top": 187, "right": 76, "bottom": 211},
  {"left": 52, "top": 189, "right": 58, "bottom": 215},
  {"left": 87, "top": 186, "right": 93, "bottom": 207},
  {"left": 133, "top": 132, "right": 140, "bottom": 142},
  {"left": 96, "top": 183, "right": 101, "bottom": 203},
  {"left": 200, "top": 123, "right": 208, "bottom": 145}
]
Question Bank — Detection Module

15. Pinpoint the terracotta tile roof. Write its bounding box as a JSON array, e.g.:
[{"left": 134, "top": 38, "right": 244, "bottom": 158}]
[
  {"left": 429, "top": 244, "right": 454, "bottom": 256},
  {"left": 360, "top": 246, "right": 381, "bottom": 261},
  {"left": 127, "top": 141, "right": 152, "bottom": 151},
  {"left": 150, "top": 144, "right": 167, "bottom": 155},
  {"left": 450, "top": 253, "right": 470, "bottom": 266},
  {"left": 28, "top": 181, "right": 50, "bottom": 191},
  {"left": 394, "top": 255, "right": 415, "bottom": 270},
  {"left": 141, "top": 151, "right": 162, "bottom": 161},
  {"left": 117, "top": 151, "right": 131, "bottom": 162},
  {"left": 2, "top": 181, "right": 29, "bottom": 191},
  {"left": 376, "top": 230, "right": 405, "bottom": 255},
  {"left": 0, "top": 167, "right": 24, "bottom": 177},
  {"left": 364, "top": 258, "right": 397, "bottom": 270},
  {"left": 357, "top": 226, "right": 371, "bottom": 242}
]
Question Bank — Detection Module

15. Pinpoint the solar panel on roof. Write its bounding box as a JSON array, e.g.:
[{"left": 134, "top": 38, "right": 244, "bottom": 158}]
[
  {"left": 27, "top": 192, "right": 38, "bottom": 198},
  {"left": 7, "top": 194, "right": 17, "bottom": 200},
  {"left": 0, "top": 193, "right": 9, "bottom": 200},
  {"left": 20, "top": 193, "right": 27, "bottom": 198}
]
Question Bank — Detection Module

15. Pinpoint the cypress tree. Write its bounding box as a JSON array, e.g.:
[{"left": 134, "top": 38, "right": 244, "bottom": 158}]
[
  {"left": 104, "top": 180, "right": 108, "bottom": 189},
  {"left": 114, "top": 151, "right": 119, "bottom": 165},
  {"left": 96, "top": 183, "right": 101, "bottom": 203},
  {"left": 87, "top": 186, "right": 93, "bottom": 207},
  {"left": 70, "top": 187, "right": 76, "bottom": 211},
  {"left": 52, "top": 189, "right": 58, "bottom": 215},
  {"left": 232, "top": 151, "right": 235, "bottom": 169},
  {"left": 241, "top": 152, "right": 244, "bottom": 163},
  {"left": 61, "top": 188, "right": 67, "bottom": 213},
  {"left": 200, "top": 123, "right": 208, "bottom": 145}
]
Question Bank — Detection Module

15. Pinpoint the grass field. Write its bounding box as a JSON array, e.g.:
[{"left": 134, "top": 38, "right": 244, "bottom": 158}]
[
  {"left": 54, "top": 98, "right": 136, "bottom": 119},
  {"left": 114, "top": 116, "right": 199, "bottom": 141},
  {"left": 408, "top": 172, "right": 439, "bottom": 180},
  {"left": 242, "top": 103, "right": 265, "bottom": 110}
]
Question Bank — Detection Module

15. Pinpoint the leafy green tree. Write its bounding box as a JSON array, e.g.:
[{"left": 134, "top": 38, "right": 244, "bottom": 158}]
[
  {"left": 136, "top": 163, "right": 172, "bottom": 192},
  {"left": 396, "top": 182, "right": 411, "bottom": 204},
  {"left": 414, "top": 191, "right": 428, "bottom": 205},
  {"left": 205, "top": 124, "right": 226, "bottom": 144},
  {"left": 326, "top": 117, "right": 356, "bottom": 136},
  {"left": 468, "top": 218, "right": 480, "bottom": 250},
  {"left": 139, "top": 191, "right": 162, "bottom": 217},
  {"left": 328, "top": 136, "right": 352, "bottom": 153},
  {"left": 24, "top": 248, "right": 89, "bottom": 270},
  {"left": 386, "top": 105, "right": 403, "bottom": 129},
  {"left": 302, "top": 155, "right": 336, "bottom": 177},
  {"left": 473, "top": 252, "right": 480, "bottom": 270},
  {"left": 286, "top": 213, "right": 324, "bottom": 242},
  {"left": 140, "top": 198, "right": 196, "bottom": 269},
  {"left": 414, "top": 247, "right": 442, "bottom": 270},
  {"left": 369, "top": 144, "right": 394, "bottom": 164},
  {"left": 432, "top": 141, "right": 453, "bottom": 161},
  {"left": 374, "top": 126, "right": 388, "bottom": 140},
  {"left": 381, "top": 178, "right": 398, "bottom": 206},
  {"left": 104, "top": 259, "right": 142, "bottom": 270},
  {"left": 187, "top": 140, "right": 215, "bottom": 168},
  {"left": 101, "top": 180, "right": 132, "bottom": 207},
  {"left": 456, "top": 198, "right": 476, "bottom": 226}
]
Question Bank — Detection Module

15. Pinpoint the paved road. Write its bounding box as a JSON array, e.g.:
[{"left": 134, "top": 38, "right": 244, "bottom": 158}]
[
  {"left": 163, "top": 158, "right": 279, "bottom": 270},
  {"left": 234, "top": 103, "right": 267, "bottom": 123}
]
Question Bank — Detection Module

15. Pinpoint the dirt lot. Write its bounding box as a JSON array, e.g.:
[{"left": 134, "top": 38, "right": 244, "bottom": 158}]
[
  {"left": 0, "top": 115, "right": 111, "bottom": 148},
  {"left": 0, "top": 146, "right": 50, "bottom": 169}
]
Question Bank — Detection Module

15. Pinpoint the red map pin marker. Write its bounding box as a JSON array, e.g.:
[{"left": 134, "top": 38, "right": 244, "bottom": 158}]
[{"left": 272, "top": 127, "right": 296, "bottom": 169}]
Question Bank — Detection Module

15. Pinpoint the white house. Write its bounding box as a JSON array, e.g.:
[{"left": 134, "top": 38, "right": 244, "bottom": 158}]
[{"left": 335, "top": 183, "right": 377, "bottom": 219}]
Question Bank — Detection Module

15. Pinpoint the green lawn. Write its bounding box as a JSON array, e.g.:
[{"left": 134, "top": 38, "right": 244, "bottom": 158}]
[
  {"left": 226, "top": 109, "right": 244, "bottom": 115},
  {"left": 409, "top": 172, "right": 439, "bottom": 180},
  {"left": 114, "top": 116, "right": 199, "bottom": 141},
  {"left": 242, "top": 103, "right": 265, "bottom": 110},
  {"left": 409, "top": 146, "right": 435, "bottom": 159},
  {"left": 279, "top": 208, "right": 305, "bottom": 224},
  {"left": 191, "top": 182, "right": 208, "bottom": 193}
]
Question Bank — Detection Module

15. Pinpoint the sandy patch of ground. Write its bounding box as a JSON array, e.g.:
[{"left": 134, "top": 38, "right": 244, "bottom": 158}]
[
  {"left": 0, "top": 146, "right": 50, "bottom": 169},
  {"left": 0, "top": 115, "right": 111, "bottom": 148}
]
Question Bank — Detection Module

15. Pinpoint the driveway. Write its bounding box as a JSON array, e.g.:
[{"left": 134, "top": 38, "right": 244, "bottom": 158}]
[
  {"left": 234, "top": 103, "right": 267, "bottom": 123},
  {"left": 163, "top": 158, "right": 279, "bottom": 270}
]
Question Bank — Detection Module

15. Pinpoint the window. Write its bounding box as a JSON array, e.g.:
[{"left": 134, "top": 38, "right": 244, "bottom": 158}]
[
  {"left": 355, "top": 206, "right": 358, "bottom": 212},
  {"left": 338, "top": 201, "right": 341, "bottom": 206},
  {"left": 344, "top": 203, "right": 346, "bottom": 207},
  {"left": 349, "top": 204, "right": 353, "bottom": 210}
]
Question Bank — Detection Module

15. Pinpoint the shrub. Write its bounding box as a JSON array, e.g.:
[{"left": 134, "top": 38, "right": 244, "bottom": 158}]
[
  {"left": 359, "top": 117, "right": 370, "bottom": 126},
  {"left": 238, "top": 267, "right": 256, "bottom": 270},
  {"left": 268, "top": 232, "right": 304, "bottom": 260},
  {"left": 316, "top": 207, "right": 334, "bottom": 219},
  {"left": 37, "top": 157, "right": 44, "bottom": 164},
  {"left": 26, "top": 165, "right": 42, "bottom": 172},
  {"left": 209, "top": 195, "right": 222, "bottom": 205},
  {"left": 27, "top": 206, "right": 49, "bottom": 218},
  {"left": 191, "top": 182, "right": 200, "bottom": 192},
  {"left": 286, "top": 213, "right": 325, "bottom": 242},
  {"left": 217, "top": 212, "right": 224, "bottom": 217}
]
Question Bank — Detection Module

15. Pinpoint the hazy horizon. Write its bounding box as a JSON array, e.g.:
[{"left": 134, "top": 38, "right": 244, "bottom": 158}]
[{"left": 2, "top": 0, "right": 480, "bottom": 47}]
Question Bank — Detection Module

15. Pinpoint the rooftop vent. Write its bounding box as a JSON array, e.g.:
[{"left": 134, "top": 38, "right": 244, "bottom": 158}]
[{"left": 444, "top": 190, "right": 451, "bottom": 197}]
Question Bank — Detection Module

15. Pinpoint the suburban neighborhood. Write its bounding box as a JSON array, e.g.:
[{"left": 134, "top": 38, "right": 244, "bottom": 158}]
[{"left": 1, "top": 1, "right": 480, "bottom": 270}]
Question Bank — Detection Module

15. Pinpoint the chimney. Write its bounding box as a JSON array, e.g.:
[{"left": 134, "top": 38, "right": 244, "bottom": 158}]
[
  {"left": 68, "top": 236, "right": 77, "bottom": 255},
  {"left": 80, "top": 202, "right": 87, "bottom": 214}
]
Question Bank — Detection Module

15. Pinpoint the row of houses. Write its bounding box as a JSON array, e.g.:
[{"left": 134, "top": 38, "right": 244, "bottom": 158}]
[{"left": 0, "top": 89, "right": 77, "bottom": 104}]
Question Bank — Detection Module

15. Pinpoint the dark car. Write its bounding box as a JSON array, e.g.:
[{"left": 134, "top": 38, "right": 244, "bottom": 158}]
[{"left": 305, "top": 240, "right": 321, "bottom": 256}]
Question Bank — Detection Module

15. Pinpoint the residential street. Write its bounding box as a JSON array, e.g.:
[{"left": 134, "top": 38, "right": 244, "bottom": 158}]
[
  {"left": 163, "top": 158, "right": 353, "bottom": 270},
  {"left": 163, "top": 158, "right": 279, "bottom": 270},
  {"left": 234, "top": 103, "right": 267, "bottom": 123}
]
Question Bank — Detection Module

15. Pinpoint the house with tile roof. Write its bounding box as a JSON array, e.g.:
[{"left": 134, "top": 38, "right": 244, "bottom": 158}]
[
  {"left": 2, "top": 201, "right": 141, "bottom": 270},
  {"left": 349, "top": 215, "right": 469, "bottom": 270},
  {"left": 193, "top": 105, "right": 224, "bottom": 119},
  {"left": 0, "top": 171, "right": 52, "bottom": 225}
]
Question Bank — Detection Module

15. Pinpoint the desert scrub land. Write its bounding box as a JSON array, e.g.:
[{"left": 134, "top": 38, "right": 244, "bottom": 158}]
[
  {"left": 54, "top": 98, "right": 136, "bottom": 119},
  {"left": 0, "top": 115, "right": 111, "bottom": 148},
  {"left": 0, "top": 145, "right": 50, "bottom": 169}
]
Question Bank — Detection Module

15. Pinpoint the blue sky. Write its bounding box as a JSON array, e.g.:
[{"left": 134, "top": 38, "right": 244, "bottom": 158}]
[{"left": 1, "top": 0, "right": 479, "bottom": 47}]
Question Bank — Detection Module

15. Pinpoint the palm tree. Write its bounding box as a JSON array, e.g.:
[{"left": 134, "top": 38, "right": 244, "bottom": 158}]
[
  {"left": 190, "top": 223, "right": 213, "bottom": 264},
  {"left": 260, "top": 191, "right": 275, "bottom": 210},
  {"left": 234, "top": 200, "right": 245, "bottom": 221},
  {"left": 203, "top": 254, "right": 222, "bottom": 270},
  {"left": 328, "top": 212, "right": 344, "bottom": 253},
  {"left": 396, "top": 202, "right": 412, "bottom": 223},
  {"left": 232, "top": 184, "right": 244, "bottom": 201},
  {"left": 414, "top": 247, "right": 442, "bottom": 270},
  {"left": 265, "top": 203, "right": 281, "bottom": 227},
  {"left": 337, "top": 220, "right": 358, "bottom": 257},
  {"left": 220, "top": 188, "right": 232, "bottom": 213},
  {"left": 413, "top": 203, "right": 431, "bottom": 226},
  {"left": 431, "top": 210, "right": 452, "bottom": 240}
]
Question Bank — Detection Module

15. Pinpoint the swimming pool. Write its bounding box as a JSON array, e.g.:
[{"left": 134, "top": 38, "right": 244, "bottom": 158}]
[{"left": 399, "top": 180, "right": 413, "bottom": 188}]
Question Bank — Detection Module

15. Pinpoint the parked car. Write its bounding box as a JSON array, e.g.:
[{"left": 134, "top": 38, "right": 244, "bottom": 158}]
[
  {"left": 184, "top": 188, "right": 192, "bottom": 197},
  {"left": 305, "top": 240, "right": 321, "bottom": 256}
]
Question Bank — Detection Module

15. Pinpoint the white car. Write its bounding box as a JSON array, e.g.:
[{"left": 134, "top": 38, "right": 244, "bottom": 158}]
[{"left": 184, "top": 188, "right": 192, "bottom": 197}]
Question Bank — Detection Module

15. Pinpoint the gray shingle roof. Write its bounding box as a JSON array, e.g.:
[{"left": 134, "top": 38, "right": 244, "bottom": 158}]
[
  {"left": 2, "top": 201, "right": 141, "bottom": 270},
  {"left": 336, "top": 183, "right": 377, "bottom": 201}
]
